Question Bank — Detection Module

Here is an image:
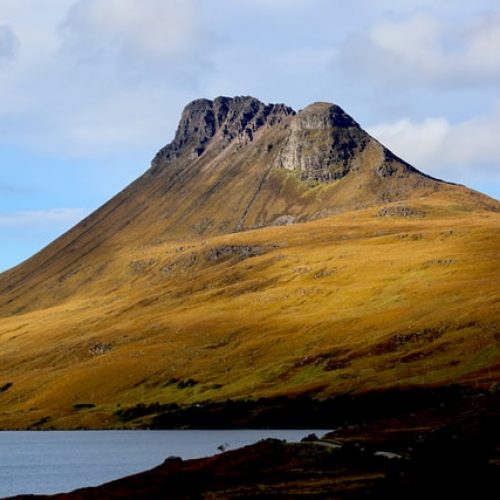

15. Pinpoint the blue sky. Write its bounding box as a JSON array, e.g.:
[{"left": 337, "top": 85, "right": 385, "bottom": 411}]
[{"left": 1, "top": 0, "right": 499, "bottom": 271}]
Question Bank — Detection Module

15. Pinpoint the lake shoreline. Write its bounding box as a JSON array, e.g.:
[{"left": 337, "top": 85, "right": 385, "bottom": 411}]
[
  {"left": 0, "top": 429, "right": 327, "bottom": 498},
  {"left": 6, "top": 385, "right": 500, "bottom": 498}
]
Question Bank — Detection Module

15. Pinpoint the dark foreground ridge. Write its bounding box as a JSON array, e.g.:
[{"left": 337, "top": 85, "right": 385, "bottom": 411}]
[
  {"left": 112, "top": 385, "right": 491, "bottom": 429},
  {"left": 14, "top": 387, "right": 500, "bottom": 499}
]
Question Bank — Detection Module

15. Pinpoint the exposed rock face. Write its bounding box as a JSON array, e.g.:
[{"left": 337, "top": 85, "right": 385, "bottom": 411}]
[
  {"left": 274, "top": 102, "right": 370, "bottom": 181},
  {"left": 150, "top": 97, "right": 422, "bottom": 186},
  {"left": 152, "top": 96, "right": 295, "bottom": 167},
  {"left": 375, "top": 148, "right": 419, "bottom": 178}
]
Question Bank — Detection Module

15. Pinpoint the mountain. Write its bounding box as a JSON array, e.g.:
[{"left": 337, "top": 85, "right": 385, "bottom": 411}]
[{"left": 0, "top": 96, "right": 498, "bottom": 429}]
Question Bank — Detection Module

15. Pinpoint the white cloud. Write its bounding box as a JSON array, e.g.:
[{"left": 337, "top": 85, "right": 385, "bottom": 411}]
[
  {"left": 61, "top": 0, "right": 206, "bottom": 66},
  {"left": 369, "top": 118, "right": 449, "bottom": 167},
  {"left": 0, "top": 208, "right": 89, "bottom": 228},
  {"left": 0, "top": 0, "right": 498, "bottom": 197},
  {"left": 462, "top": 14, "right": 500, "bottom": 76},
  {"left": 342, "top": 11, "right": 500, "bottom": 87},
  {"left": 368, "top": 109, "right": 500, "bottom": 187},
  {"left": 369, "top": 15, "right": 442, "bottom": 78},
  {"left": 0, "top": 0, "right": 211, "bottom": 156}
]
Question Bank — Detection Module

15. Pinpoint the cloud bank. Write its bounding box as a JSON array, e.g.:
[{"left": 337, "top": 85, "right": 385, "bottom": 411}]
[
  {"left": 369, "top": 107, "right": 500, "bottom": 186},
  {"left": 0, "top": 0, "right": 498, "bottom": 189},
  {"left": 62, "top": 0, "right": 207, "bottom": 67},
  {"left": 342, "top": 11, "right": 500, "bottom": 87},
  {"left": 0, "top": 0, "right": 212, "bottom": 155}
]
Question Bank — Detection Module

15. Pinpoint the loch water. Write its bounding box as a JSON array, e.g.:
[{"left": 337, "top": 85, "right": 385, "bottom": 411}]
[{"left": 0, "top": 429, "right": 328, "bottom": 497}]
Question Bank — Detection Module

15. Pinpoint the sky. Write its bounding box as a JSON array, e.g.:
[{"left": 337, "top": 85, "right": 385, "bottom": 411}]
[{"left": 1, "top": 0, "right": 499, "bottom": 271}]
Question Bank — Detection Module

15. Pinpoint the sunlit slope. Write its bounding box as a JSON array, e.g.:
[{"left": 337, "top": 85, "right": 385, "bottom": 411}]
[
  {"left": 0, "top": 199, "right": 498, "bottom": 429},
  {"left": 0, "top": 99, "right": 496, "bottom": 318},
  {"left": 0, "top": 97, "right": 498, "bottom": 429}
]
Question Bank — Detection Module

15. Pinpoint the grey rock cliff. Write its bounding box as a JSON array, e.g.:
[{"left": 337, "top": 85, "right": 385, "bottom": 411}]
[
  {"left": 150, "top": 96, "right": 422, "bottom": 185},
  {"left": 274, "top": 102, "right": 370, "bottom": 181},
  {"left": 152, "top": 96, "right": 295, "bottom": 168}
]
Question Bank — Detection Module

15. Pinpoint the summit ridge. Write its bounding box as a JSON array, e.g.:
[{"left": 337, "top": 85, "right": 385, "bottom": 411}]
[
  {"left": 151, "top": 96, "right": 424, "bottom": 187},
  {"left": 152, "top": 96, "right": 295, "bottom": 168}
]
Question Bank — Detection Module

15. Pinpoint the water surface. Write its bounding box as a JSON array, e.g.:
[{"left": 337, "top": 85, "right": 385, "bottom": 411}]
[{"left": 0, "top": 429, "right": 327, "bottom": 497}]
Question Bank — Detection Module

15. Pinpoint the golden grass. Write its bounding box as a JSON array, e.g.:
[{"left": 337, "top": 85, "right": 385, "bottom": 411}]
[{"left": 0, "top": 195, "right": 499, "bottom": 428}]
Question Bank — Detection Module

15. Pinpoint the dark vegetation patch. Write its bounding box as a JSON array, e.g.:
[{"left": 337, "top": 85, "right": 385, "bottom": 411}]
[
  {"left": 0, "top": 382, "right": 13, "bottom": 393},
  {"left": 372, "top": 326, "right": 447, "bottom": 356},
  {"left": 115, "top": 403, "right": 180, "bottom": 423},
  {"left": 177, "top": 378, "right": 198, "bottom": 389},
  {"left": 293, "top": 348, "right": 348, "bottom": 368},
  {"left": 29, "top": 416, "right": 51, "bottom": 428},
  {"left": 324, "top": 359, "right": 350, "bottom": 371},
  {"left": 162, "top": 377, "right": 180, "bottom": 387},
  {"left": 293, "top": 323, "right": 479, "bottom": 372},
  {"left": 113, "top": 385, "right": 493, "bottom": 430},
  {"left": 369, "top": 321, "right": 490, "bottom": 359},
  {"left": 73, "top": 403, "right": 96, "bottom": 411},
  {"left": 162, "top": 378, "right": 199, "bottom": 389}
]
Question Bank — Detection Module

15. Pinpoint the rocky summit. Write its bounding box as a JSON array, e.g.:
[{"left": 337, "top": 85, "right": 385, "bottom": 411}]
[
  {"left": 152, "top": 96, "right": 295, "bottom": 165},
  {"left": 0, "top": 96, "right": 498, "bottom": 430},
  {"left": 152, "top": 96, "right": 424, "bottom": 191}
]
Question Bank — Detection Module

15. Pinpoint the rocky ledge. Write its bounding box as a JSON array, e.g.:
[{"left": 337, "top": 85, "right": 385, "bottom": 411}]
[{"left": 152, "top": 96, "right": 295, "bottom": 166}]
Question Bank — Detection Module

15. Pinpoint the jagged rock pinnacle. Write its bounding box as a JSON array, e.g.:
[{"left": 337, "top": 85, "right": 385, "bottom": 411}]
[{"left": 152, "top": 96, "right": 295, "bottom": 168}]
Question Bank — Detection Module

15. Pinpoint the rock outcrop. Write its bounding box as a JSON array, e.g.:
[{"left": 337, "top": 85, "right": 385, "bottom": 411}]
[
  {"left": 274, "top": 102, "right": 370, "bottom": 181},
  {"left": 151, "top": 97, "right": 421, "bottom": 185},
  {"left": 152, "top": 96, "right": 295, "bottom": 168}
]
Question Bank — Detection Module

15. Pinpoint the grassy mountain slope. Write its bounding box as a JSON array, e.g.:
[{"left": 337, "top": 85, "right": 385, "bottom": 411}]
[{"left": 0, "top": 97, "right": 498, "bottom": 429}]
